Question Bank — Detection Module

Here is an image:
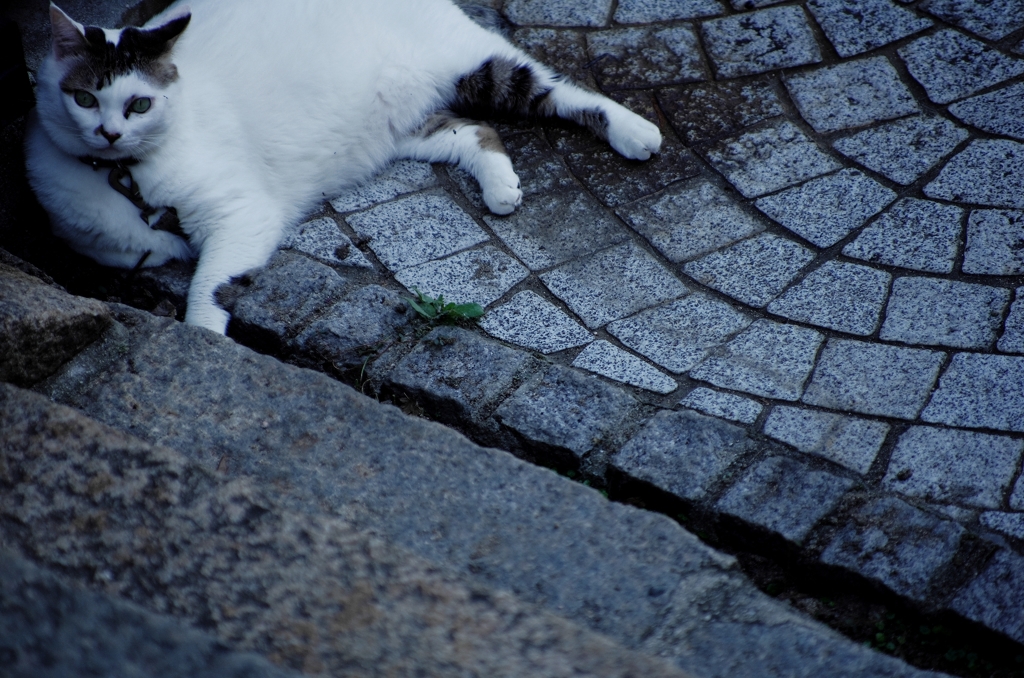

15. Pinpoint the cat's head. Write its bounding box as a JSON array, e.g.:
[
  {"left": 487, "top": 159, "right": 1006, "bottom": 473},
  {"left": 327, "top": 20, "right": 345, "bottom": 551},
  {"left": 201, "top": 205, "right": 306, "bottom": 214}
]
[{"left": 36, "top": 3, "right": 191, "bottom": 160}]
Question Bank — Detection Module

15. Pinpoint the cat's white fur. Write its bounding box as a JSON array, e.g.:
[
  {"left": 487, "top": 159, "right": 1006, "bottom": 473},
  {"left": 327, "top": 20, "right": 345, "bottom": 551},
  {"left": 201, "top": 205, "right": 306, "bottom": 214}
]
[{"left": 26, "top": 0, "right": 662, "bottom": 333}]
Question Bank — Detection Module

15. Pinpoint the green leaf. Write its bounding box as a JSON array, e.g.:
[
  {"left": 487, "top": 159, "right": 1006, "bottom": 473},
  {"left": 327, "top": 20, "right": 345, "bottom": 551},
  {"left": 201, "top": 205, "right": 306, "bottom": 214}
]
[
  {"left": 450, "top": 303, "right": 484, "bottom": 318},
  {"left": 408, "top": 298, "right": 436, "bottom": 319}
]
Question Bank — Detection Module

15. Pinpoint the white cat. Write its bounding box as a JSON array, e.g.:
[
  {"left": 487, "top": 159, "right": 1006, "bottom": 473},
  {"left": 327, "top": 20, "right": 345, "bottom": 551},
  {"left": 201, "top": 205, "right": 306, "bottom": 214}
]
[{"left": 25, "top": 0, "right": 662, "bottom": 334}]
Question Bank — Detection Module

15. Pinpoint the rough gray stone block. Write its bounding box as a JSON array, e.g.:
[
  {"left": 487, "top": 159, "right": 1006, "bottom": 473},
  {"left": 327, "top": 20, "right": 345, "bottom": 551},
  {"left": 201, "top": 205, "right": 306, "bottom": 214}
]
[
  {"left": 921, "top": 353, "right": 1024, "bottom": 432},
  {"left": 833, "top": 115, "right": 968, "bottom": 186},
  {"left": 764, "top": 406, "right": 888, "bottom": 475},
  {"left": 328, "top": 159, "right": 436, "bottom": 213},
  {"left": 701, "top": 6, "right": 822, "bottom": 78},
  {"left": 717, "top": 456, "right": 854, "bottom": 544},
  {"left": 802, "top": 340, "right": 945, "bottom": 419},
  {"left": 495, "top": 363, "right": 639, "bottom": 460},
  {"left": 608, "top": 293, "right": 752, "bottom": 374},
  {"left": 504, "top": 0, "right": 612, "bottom": 26},
  {"left": 884, "top": 426, "right": 1024, "bottom": 510},
  {"left": 612, "top": 409, "right": 755, "bottom": 502},
  {"left": 511, "top": 28, "right": 593, "bottom": 86},
  {"left": 754, "top": 168, "right": 895, "bottom": 248},
  {"left": 880, "top": 277, "right": 1010, "bottom": 350},
  {"left": 807, "top": 0, "right": 932, "bottom": 57},
  {"left": 479, "top": 290, "right": 593, "bottom": 354},
  {"left": 821, "top": 497, "right": 965, "bottom": 602},
  {"left": 680, "top": 388, "right": 763, "bottom": 425},
  {"left": 768, "top": 261, "right": 890, "bottom": 336},
  {"left": 899, "top": 30, "right": 1024, "bottom": 104},
  {"left": 950, "top": 550, "right": 1024, "bottom": 644},
  {"left": 684, "top": 233, "right": 816, "bottom": 308},
  {"left": 394, "top": 245, "right": 528, "bottom": 308},
  {"left": 948, "top": 83, "right": 1024, "bottom": 142},
  {"left": 842, "top": 198, "right": 963, "bottom": 274},
  {"left": 690, "top": 319, "right": 823, "bottom": 401},
  {"left": 925, "top": 139, "right": 1024, "bottom": 209},
  {"left": 784, "top": 57, "right": 919, "bottom": 133},
  {"left": 572, "top": 341, "right": 677, "bottom": 394},
  {"left": 586, "top": 26, "right": 704, "bottom": 89},
  {"left": 281, "top": 217, "right": 373, "bottom": 269},
  {"left": 613, "top": 0, "right": 724, "bottom": 23},
  {"left": 979, "top": 512, "right": 1024, "bottom": 541},
  {"left": 0, "top": 262, "right": 111, "bottom": 386},
  {"left": 921, "top": 0, "right": 1024, "bottom": 41},
  {"left": 657, "top": 80, "right": 784, "bottom": 146},
  {"left": 963, "top": 209, "right": 1024, "bottom": 275},
  {"left": 998, "top": 288, "right": 1024, "bottom": 354}
]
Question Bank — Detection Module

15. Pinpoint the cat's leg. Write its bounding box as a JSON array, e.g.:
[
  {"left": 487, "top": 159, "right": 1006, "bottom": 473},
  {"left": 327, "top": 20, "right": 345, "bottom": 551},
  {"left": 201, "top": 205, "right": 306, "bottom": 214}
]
[{"left": 396, "top": 111, "right": 522, "bottom": 215}]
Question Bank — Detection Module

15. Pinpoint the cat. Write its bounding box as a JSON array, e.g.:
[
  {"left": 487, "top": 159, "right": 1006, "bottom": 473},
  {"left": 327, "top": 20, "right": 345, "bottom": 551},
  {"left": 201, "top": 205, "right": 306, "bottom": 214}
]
[{"left": 25, "top": 0, "right": 662, "bottom": 334}]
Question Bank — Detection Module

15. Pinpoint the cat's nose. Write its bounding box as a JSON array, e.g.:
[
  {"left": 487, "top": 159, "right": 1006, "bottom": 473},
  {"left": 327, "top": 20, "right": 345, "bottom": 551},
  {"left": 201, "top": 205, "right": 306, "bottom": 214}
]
[{"left": 99, "top": 127, "right": 121, "bottom": 144}]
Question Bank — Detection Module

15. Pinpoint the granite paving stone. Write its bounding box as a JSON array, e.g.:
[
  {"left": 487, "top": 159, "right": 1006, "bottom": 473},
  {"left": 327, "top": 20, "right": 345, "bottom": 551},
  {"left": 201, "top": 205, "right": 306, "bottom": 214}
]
[
  {"left": 899, "top": 29, "right": 1024, "bottom": 104},
  {"left": 704, "top": 121, "right": 842, "bottom": 198},
  {"left": 948, "top": 83, "right": 1024, "bottom": 142},
  {"left": 328, "top": 160, "right": 437, "bottom": 213},
  {"left": 613, "top": 0, "right": 724, "bottom": 23},
  {"left": 925, "top": 139, "right": 1024, "bottom": 209},
  {"left": 346, "top": 192, "right": 488, "bottom": 271},
  {"left": 572, "top": 340, "right": 678, "bottom": 394},
  {"left": 980, "top": 512, "right": 1024, "bottom": 541},
  {"left": 717, "top": 456, "right": 855, "bottom": 544},
  {"left": 921, "top": 0, "right": 1024, "bottom": 41},
  {"left": 479, "top": 290, "right": 593, "bottom": 354},
  {"left": 683, "top": 232, "right": 816, "bottom": 308},
  {"left": 657, "top": 80, "right": 784, "bottom": 146},
  {"left": 764, "top": 406, "right": 888, "bottom": 475},
  {"left": 700, "top": 6, "right": 822, "bottom": 79},
  {"left": 494, "top": 363, "right": 638, "bottom": 460},
  {"left": 586, "top": 26, "right": 704, "bottom": 90},
  {"left": 680, "top": 387, "right": 763, "bottom": 425},
  {"left": 690, "top": 319, "right": 824, "bottom": 401},
  {"left": 950, "top": 550, "right": 1024, "bottom": 644},
  {"left": 731, "top": 0, "right": 787, "bottom": 8},
  {"left": 963, "top": 209, "right": 1024, "bottom": 275},
  {"left": 806, "top": 0, "right": 933, "bottom": 57},
  {"left": 921, "top": 353, "right": 1024, "bottom": 432},
  {"left": 540, "top": 241, "right": 689, "bottom": 328},
  {"left": 564, "top": 138, "right": 702, "bottom": 208},
  {"left": 503, "top": 0, "right": 612, "bottom": 27},
  {"left": 754, "top": 169, "right": 895, "bottom": 247},
  {"left": 511, "top": 28, "right": 592, "bottom": 85},
  {"left": 281, "top": 217, "right": 373, "bottom": 269},
  {"left": 768, "top": 261, "right": 890, "bottom": 336},
  {"left": 820, "top": 497, "right": 965, "bottom": 602},
  {"left": 802, "top": 339, "right": 945, "bottom": 419},
  {"left": 394, "top": 245, "right": 528, "bottom": 308},
  {"left": 618, "top": 179, "right": 764, "bottom": 263},
  {"left": 612, "top": 409, "right": 755, "bottom": 502},
  {"left": 1011, "top": 476, "right": 1024, "bottom": 510},
  {"left": 880, "top": 277, "right": 1010, "bottom": 350},
  {"left": 884, "top": 426, "right": 1024, "bottom": 509},
  {"left": 842, "top": 198, "right": 963, "bottom": 274},
  {"left": 608, "top": 293, "right": 752, "bottom": 374},
  {"left": 833, "top": 115, "right": 969, "bottom": 186},
  {"left": 784, "top": 57, "right": 919, "bottom": 133},
  {"left": 997, "top": 288, "right": 1024, "bottom": 354}
]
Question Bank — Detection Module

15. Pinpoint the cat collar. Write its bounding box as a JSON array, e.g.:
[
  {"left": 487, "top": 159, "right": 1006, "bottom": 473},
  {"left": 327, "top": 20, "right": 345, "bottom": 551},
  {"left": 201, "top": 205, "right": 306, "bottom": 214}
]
[{"left": 78, "top": 155, "right": 185, "bottom": 240}]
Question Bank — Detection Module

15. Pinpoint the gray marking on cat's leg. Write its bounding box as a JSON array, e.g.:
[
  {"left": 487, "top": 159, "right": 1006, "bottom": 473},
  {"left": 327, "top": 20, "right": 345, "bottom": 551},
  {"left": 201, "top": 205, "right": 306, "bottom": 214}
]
[
  {"left": 567, "top": 108, "right": 610, "bottom": 141},
  {"left": 475, "top": 125, "right": 506, "bottom": 154}
]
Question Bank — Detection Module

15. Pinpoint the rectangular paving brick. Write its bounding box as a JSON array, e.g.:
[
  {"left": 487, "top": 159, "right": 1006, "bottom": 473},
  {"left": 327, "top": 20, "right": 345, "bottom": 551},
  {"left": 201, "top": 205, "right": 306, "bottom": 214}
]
[
  {"left": 899, "top": 29, "right": 1024, "bottom": 104},
  {"left": 572, "top": 340, "right": 678, "bottom": 394},
  {"left": 394, "top": 245, "right": 528, "bottom": 308},
  {"left": 680, "top": 387, "right": 763, "bottom": 424},
  {"left": 329, "top": 160, "right": 436, "bottom": 213},
  {"left": 768, "top": 261, "right": 890, "bottom": 336},
  {"left": 807, "top": 0, "right": 932, "bottom": 57},
  {"left": 282, "top": 217, "right": 373, "bottom": 269},
  {"left": 924, "top": 139, "right": 1024, "bottom": 209},
  {"left": 833, "top": 115, "right": 969, "bottom": 186},
  {"left": 963, "top": 209, "right": 1024, "bottom": 275},
  {"left": 922, "top": 0, "right": 1024, "bottom": 41},
  {"left": 504, "top": 0, "right": 612, "bottom": 26},
  {"left": 701, "top": 6, "right": 822, "bottom": 78},
  {"left": 657, "top": 80, "right": 784, "bottom": 146},
  {"left": 764, "top": 406, "right": 887, "bottom": 475},
  {"left": 842, "top": 198, "right": 963, "bottom": 274},
  {"left": 614, "top": 0, "right": 724, "bottom": 23},
  {"left": 950, "top": 550, "right": 1024, "bottom": 645},
  {"left": 922, "top": 353, "right": 1024, "bottom": 432},
  {"left": 880, "top": 277, "right": 1010, "bottom": 350},
  {"left": 948, "top": 83, "right": 1024, "bottom": 143},
  {"left": 586, "top": 26, "right": 704, "bottom": 89},
  {"left": 998, "top": 288, "right": 1024, "bottom": 354},
  {"left": 479, "top": 290, "right": 594, "bottom": 354}
]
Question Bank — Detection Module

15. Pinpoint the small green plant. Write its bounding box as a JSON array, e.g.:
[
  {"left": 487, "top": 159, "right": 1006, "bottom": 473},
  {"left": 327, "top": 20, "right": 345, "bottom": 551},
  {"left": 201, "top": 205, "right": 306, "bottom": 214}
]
[{"left": 406, "top": 287, "right": 484, "bottom": 322}]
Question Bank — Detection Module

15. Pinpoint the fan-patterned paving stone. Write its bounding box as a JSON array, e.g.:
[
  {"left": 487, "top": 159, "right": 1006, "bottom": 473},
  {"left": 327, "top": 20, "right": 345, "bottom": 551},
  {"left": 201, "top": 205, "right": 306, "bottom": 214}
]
[
  {"left": 783, "top": 57, "right": 919, "bottom": 134},
  {"left": 802, "top": 340, "right": 945, "bottom": 419},
  {"left": 716, "top": 456, "right": 854, "bottom": 544},
  {"left": 503, "top": 0, "right": 612, "bottom": 27},
  {"left": 394, "top": 245, "right": 529, "bottom": 308},
  {"left": 1014, "top": 476, "right": 1024, "bottom": 511},
  {"left": 898, "top": 30, "right": 1024, "bottom": 105},
  {"left": 833, "top": 115, "right": 969, "bottom": 186},
  {"left": 884, "top": 427, "right": 1024, "bottom": 510},
  {"left": 585, "top": 26, "right": 704, "bottom": 90},
  {"left": 281, "top": 217, "right": 373, "bottom": 269},
  {"left": 980, "top": 512, "right": 1024, "bottom": 541},
  {"left": 617, "top": 179, "right": 764, "bottom": 263},
  {"left": 479, "top": 290, "right": 593, "bottom": 354},
  {"left": 607, "top": 293, "right": 753, "bottom": 374},
  {"left": 704, "top": 121, "right": 842, "bottom": 198},
  {"left": 764, "top": 406, "right": 888, "bottom": 475},
  {"left": 921, "top": 0, "right": 1024, "bottom": 41},
  {"left": 962, "top": 209, "right": 1024, "bottom": 275},
  {"left": 700, "top": 6, "right": 822, "bottom": 79},
  {"left": 689, "top": 319, "right": 824, "bottom": 401},
  {"left": 680, "top": 387, "right": 763, "bottom": 425},
  {"left": 613, "top": 0, "right": 724, "bottom": 23},
  {"left": 806, "top": 0, "right": 932, "bottom": 58},
  {"left": 512, "top": 28, "right": 593, "bottom": 86},
  {"left": 572, "top": 340, "right": 678, "bottom": 394},
  {"left": 683, "top": 232, "right": 815, "bottom": 308},
  {"left": 948, "top": 83, "right": 1024, "bottom": 142},
  {"left": 657, "top": 79, "right": 784, "bottom": 146},
  {"left": 950, "top": 550, "right": 1024, "bottom": 645},
  {"left": 767, "top": 261, "right": 890, "bottom": 336},
  {"left": 731, "top": 0, "right": 787, "bottom": 8},
  {"left": 820, "top": 497, "right": 966, "bottom": 602},
  {"left": 540, "top": 241, "right": 689, "bottom": 329},
  {"left": 925, "top": 139, "right": 1024, "bottom": 209},
  {"left": 754, "top": 169, "right": 895, "bottom": 248},
  {"left": 922, "top": 353, "right": 1024, "bottom": 432},
  {"left": 329, "top": 159, "right": 437, "bottom": 213},
  {"left": 880, "top": 277, "right": 1010, "bottom": 350},
  {"left": 842, "top": 198, "right": 963, "bottom": 274},
  {"left": 998, "top": 288, "right": 1024, "bottom": 354}
]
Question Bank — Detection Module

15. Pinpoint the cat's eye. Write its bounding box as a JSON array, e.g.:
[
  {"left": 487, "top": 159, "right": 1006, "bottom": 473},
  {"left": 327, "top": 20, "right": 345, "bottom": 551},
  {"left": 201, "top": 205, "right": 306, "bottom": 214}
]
[
  {"left": 129, "top": 97, "right": 152, "bottom": 114},
  {"left": 73, "top": 90, "right": 97, "bottom": 108}
]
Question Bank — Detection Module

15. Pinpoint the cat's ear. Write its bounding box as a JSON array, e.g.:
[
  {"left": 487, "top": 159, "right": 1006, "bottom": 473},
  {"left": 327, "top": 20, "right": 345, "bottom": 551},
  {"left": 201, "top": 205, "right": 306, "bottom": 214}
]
[
  {"left": 49, "top": 3, "right": 87, "bottom": 60},
  {"left": 137, "top": 8, "right": 191, "bottom": 55}
]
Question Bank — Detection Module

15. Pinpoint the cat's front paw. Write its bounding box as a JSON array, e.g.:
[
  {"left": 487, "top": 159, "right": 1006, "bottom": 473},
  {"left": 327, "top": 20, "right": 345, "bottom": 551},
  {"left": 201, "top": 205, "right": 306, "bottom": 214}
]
[
  {"left": 483, "top": 180, "right": 523, "bottom": 215},
  {"left": 608, "top": 109, "right": 662, "bottom": 161},
  {"left": 479, "top": 157, "right": 523, "bottom": 215}
]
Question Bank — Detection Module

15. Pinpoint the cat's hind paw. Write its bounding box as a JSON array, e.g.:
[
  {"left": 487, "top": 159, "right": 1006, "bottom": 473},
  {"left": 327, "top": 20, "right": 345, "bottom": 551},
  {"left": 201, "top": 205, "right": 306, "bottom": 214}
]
[
  {"left": 479, "top": 158, "right": 523, "bottom": 215},
  {"left": 483, "top": 180, "right": 523, "bottom": 215},
  {"left": 607, "top": 109, "right": 662, "bottom": 161}
]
